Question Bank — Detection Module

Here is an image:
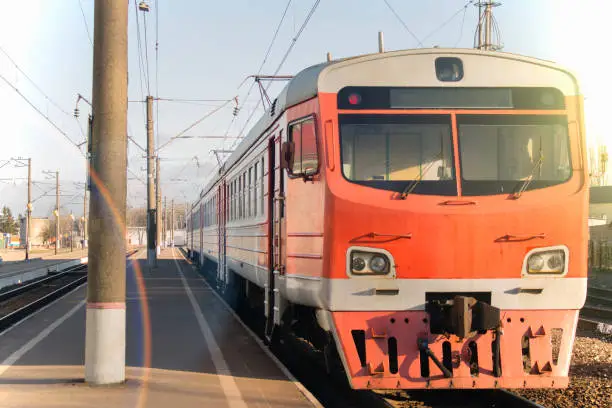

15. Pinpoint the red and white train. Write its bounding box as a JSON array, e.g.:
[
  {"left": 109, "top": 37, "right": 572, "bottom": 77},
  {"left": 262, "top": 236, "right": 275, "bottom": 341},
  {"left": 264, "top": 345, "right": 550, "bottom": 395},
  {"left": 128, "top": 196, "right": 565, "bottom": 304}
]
[{"left": 186, "top": 48, "right": 588, "bottom": 389}]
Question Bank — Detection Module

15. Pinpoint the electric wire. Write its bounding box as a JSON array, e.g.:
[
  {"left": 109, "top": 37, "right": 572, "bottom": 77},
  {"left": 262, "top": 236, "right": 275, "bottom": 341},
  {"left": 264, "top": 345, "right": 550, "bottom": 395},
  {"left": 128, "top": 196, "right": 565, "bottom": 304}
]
[
  {"left": 382, "top": 0, "right": 424, "bottom": 47},
  {"left": 157, "top": 99, "right": 233, "bottom": 152},
  {"left": 0, "top": 45, "right": 73, "bottom": 117},
  {"left": 143, "top": 7, "right": 152, "bottom": 95},
  {"left": 232, "top": 0, "right": 322, "bottom": 149},
  {"left": 133, "top": 0, "right": 148, "bottom": 113},
  {"left": 454, "top": 4, "right": 469, "bottom": 47},
  {"left": 0, "top": 73, "right": 84, "bottom": 155},
  {"left": 223, "top": 0, "right": 293, "bottom": 146},
  {"left": 420, "top": 0, "right": 474, "bottom": 46},
  {"left": 77, "top": 0, "right": 93, "bottom": 46}
]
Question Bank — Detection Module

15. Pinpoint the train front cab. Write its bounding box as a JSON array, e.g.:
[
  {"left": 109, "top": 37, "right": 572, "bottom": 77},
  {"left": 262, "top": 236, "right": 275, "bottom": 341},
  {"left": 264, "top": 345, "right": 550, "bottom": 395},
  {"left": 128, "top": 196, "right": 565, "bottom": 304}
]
[{"left": 313, "top": 50, "right": 588, "bottom": 389}]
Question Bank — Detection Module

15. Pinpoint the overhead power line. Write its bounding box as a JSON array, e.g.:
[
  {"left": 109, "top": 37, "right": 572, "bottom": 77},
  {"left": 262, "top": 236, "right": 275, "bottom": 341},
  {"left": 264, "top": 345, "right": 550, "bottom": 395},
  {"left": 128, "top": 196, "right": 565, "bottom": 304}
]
[
  {"left": 234, "top": 0, "right": 322, "bottom": 146},
  {"left": 223, "top": 0, "right": 293, "bottom": 147},
  {"left": 157, "top": 97, "right": 233, "bottom": 103},
  {"left": 0, "top": 73, "right": 84, "bottom": 155},
  {"left": 420, "top": 0, "right": 475, "bottom": 46},
  {"left": 77, "top": 0, "right": 93, "bottom": 46},
  {"left": 128, "top": 135, "right": 147, "bottom": 152},
  {"left": 382, "top": 0, "right": 424, "bottom": 47},
  {"left": 143, "top": 6, "right": 152, "bottom": 95},
  {"left": 133, "top": 0, "right": 148, "bottom": 106},
  {"left": 157, "top": 99, "right": 233, "bottom": 152},
  {"left": 256, "top": 0, "right": 293, "bottom": 78},
  {"left": 0, "top": 45, "right": 73, "bottom": 117},
  {"left": 127, "top": 167, "right": 147, "bottom": 186},
  {"left": 454, "top": 4, "right": 469, "bottom": 46},
  {"left": 271, "top": 0, "right": 321, "bottom": 77}
]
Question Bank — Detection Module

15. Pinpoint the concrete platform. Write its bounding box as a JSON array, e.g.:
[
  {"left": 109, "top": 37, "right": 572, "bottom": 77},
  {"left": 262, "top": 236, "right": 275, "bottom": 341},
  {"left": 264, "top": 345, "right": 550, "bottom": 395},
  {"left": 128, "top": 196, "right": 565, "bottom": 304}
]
[
  {"left": 0, "top": 248, "right": 318, "bottom": 407},
  {"left": 0, "top": 251, "right": 88, "bottom": 291}
]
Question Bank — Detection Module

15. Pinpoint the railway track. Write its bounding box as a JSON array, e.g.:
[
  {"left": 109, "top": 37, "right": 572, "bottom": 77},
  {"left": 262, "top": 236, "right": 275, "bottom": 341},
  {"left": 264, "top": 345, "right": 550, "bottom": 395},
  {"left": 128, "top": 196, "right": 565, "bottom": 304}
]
[
  {"left": 188, "top": 252, "right": 543, "bottom": 408},
  {"left": 0, "top": 264, "right": 87, "bottom": 332},
  {"left": 378, "top": 389, "right": 546, "bottom": 407},
  {"left": 0, "top": 249, "right": 139, "bottom": 334}
]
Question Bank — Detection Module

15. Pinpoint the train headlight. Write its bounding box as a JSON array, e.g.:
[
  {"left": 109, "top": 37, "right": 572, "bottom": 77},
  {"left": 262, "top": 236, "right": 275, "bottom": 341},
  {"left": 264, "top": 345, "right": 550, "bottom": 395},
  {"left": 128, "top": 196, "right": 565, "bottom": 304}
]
[
  {"left": 369, "top": 255, "right": 388, "bottom": 273},
  {"left": 525, "top": 249, "right": 566, "bottom": 274},
  {"left": 527, "top": 254, "right": 545, "bottom": 272},
  {"left": 352, "top": 256, "right": 366, "bottom": 272},
  {"left": 547, "top": 252, "right": 564, "bottom": 271},
  {"left": 350, "top": 251, "right": 391, "bottom": 275}
]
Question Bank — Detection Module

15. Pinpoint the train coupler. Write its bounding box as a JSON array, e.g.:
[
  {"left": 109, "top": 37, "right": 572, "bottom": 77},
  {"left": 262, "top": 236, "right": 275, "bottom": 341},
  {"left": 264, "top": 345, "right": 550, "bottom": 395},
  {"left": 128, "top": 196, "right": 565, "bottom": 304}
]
[{"left": 426, "top": 294, "right": 501, "bottom": 338}]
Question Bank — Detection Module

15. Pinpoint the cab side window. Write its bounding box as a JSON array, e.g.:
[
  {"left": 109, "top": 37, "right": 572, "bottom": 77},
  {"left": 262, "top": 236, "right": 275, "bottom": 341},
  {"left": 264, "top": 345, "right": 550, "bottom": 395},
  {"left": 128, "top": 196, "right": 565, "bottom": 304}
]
[{"left": 288, "top": 117, "right": 318, "bottom": 176}]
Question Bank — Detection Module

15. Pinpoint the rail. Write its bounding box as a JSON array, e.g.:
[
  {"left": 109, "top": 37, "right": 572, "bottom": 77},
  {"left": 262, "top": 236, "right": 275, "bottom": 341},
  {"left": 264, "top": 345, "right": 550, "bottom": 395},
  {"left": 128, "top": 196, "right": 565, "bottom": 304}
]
[
  {"left": 0, "top": 269, "right": 87, "bottom": 332},
  {"left": 0, "top": 264, "right": 86, "bottom": 303}
]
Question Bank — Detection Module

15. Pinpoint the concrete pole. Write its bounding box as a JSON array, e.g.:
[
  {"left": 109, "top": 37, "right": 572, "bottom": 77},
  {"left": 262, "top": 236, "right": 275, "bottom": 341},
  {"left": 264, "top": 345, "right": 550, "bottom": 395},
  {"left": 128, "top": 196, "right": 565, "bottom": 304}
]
[
  {"left": 55, "top": 170, "right": 59, "bottom": 255},
  {"left": 25, "top": 158, "right": 31, "bottom": 261},
  {"left": 156, "top": 156, "right": 161, "bottom": 255},
  {"left": 83, "top": 182, "right": 87, "bottom": 248},
  {"left": 163, "top": 196, "right": 167, "bottom": 248},
  {"left": 85, "top": 0, "right": 128, "bottom": 385},
  {"left": 171, "top": 199, "right": 174, "bottom": 247},
  {"left": 146, "top": 95, "right": 156, "bottom": 267},
  {"left": 378, "top": 31, "right": 384, "bottom": 53}
]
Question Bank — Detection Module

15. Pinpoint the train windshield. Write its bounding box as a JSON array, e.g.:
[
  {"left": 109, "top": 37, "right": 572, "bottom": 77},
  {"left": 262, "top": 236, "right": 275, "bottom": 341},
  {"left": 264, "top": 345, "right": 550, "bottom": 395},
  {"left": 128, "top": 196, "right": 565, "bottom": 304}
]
[
  {"left": 339, "top": 114, "right": 457, "bottom": 195},
  {"left": 458, "top": 115, "right": 571, "bottom": 196}
]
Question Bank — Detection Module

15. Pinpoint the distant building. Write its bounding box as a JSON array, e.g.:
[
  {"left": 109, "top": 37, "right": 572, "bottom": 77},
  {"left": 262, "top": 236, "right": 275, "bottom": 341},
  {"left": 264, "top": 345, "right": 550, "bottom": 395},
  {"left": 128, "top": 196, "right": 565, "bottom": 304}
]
[{"left": 19, "top": 217, "right": 50, "bottom": 247}]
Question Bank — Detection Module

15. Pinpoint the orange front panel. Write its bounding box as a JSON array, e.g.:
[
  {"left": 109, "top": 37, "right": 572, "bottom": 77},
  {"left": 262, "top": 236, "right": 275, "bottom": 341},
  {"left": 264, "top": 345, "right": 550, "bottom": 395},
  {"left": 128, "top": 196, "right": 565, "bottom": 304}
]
[
  {"left": 325, "top": 191, "right": 587, "bottom": 280},
  {"left": 317, "top": 91, "right": 588, "bottom": 280}
]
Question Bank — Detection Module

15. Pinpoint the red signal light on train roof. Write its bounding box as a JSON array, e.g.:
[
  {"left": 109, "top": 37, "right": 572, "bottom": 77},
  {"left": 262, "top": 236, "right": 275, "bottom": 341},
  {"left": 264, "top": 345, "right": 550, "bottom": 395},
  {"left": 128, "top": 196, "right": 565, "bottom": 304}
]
[{"left": 348, "top": 93, "right": 361, "bottom": 105}]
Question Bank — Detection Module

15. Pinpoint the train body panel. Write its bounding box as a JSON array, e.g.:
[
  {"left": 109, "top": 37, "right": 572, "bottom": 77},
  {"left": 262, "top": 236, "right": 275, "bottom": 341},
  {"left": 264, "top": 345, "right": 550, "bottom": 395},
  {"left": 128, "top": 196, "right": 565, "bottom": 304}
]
[{"left": 185, "top": 48, "right": 588, "bottom": 390}]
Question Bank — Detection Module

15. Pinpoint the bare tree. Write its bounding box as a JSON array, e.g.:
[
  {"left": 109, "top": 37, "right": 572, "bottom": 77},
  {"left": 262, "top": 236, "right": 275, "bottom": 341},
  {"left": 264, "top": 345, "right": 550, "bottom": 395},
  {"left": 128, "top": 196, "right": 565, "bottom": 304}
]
[{"left": 126, "top": 207, "right": 146, "bottom": 227}]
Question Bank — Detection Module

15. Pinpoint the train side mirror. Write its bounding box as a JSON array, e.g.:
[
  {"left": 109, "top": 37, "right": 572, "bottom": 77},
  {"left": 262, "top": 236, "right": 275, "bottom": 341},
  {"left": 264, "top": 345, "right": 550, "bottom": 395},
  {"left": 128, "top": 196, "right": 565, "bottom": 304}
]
[{"left": 281, "top": 141, "right": 295, "bottom": 172}]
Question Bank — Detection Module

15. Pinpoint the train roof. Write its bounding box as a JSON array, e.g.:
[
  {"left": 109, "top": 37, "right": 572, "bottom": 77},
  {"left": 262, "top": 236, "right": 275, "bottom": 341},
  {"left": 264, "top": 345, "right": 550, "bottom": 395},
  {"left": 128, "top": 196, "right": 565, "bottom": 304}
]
[{"left": 194, "top": 48, "right": 575, "bottom": 206}]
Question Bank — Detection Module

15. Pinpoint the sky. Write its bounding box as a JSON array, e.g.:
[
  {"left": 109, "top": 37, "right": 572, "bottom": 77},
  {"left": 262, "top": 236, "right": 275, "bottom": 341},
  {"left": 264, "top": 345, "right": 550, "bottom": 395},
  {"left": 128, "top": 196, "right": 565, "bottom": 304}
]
[{"left": 0, "top": 0, "right": 609, "bottom": 217}]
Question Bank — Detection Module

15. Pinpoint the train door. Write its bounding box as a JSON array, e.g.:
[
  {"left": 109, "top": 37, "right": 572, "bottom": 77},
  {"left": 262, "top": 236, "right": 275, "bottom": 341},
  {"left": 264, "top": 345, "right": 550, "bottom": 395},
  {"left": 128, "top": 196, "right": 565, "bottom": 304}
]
[
  {"left": 190, "top": 212, "right": 194, "bottom": 254},
  {"left": 265, "top": 131, "right": 286, "bottom": 341},
  {"left": 218, "top": 182, "right": 227, "bottom": 287}
]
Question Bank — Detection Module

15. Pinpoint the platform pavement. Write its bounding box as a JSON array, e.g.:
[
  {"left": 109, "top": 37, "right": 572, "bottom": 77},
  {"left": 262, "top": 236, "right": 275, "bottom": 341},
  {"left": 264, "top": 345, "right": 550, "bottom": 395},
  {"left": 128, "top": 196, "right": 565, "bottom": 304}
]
[{"left": 0, "top": 248, "right": 318, "bottom": 407}]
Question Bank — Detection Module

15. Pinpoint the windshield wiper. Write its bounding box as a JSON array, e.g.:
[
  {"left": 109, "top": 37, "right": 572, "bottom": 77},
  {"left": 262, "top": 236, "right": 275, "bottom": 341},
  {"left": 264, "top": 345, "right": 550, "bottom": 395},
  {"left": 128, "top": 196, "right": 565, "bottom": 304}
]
[
  {"left": 399, "top": 155, "right": 442, "bottom": 199},
  {"left": 511, "top": 154, "right": 544, "bottom": 199},
  {"left": 399, "top": 178, "right": 421, "bottom": 199}
]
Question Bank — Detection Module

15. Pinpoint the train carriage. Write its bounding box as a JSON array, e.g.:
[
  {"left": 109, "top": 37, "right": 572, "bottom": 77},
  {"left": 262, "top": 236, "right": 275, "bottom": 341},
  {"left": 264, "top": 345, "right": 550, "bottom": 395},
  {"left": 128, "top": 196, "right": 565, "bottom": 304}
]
[{"left": 186, "top": 48, "right": 588, "bottom": 390}]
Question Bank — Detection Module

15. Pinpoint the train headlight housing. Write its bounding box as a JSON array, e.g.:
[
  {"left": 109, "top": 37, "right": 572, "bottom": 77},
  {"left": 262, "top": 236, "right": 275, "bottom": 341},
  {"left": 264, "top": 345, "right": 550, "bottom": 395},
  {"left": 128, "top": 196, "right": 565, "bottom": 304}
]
[
  {"left": 525, "top": 248, "right": 566, "bottom": 274},
  {"left": 350, "top": 251, "right": 391, "bottom": 275}
]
